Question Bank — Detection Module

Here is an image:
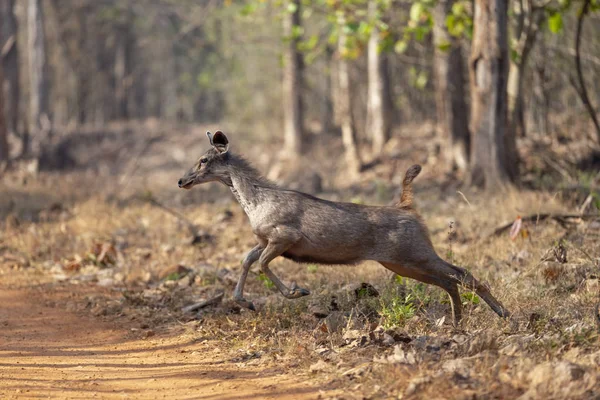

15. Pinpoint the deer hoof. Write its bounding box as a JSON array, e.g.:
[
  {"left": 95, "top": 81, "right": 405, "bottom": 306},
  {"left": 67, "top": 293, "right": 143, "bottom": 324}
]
[
  {"left": 235, "top": 297, "right": 256, "bottom": 311},
  {"left": 289, "top": 287, "right": 310, "bottom": 298}
]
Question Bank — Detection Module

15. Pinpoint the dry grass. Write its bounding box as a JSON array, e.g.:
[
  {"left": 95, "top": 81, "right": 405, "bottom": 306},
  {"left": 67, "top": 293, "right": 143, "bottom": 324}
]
[{"left": 1, "top": 124, "right": 599, "bottom": 399}]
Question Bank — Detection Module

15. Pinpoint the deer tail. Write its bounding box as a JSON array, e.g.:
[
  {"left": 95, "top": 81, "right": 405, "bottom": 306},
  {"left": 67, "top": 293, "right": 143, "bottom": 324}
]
[{"left": 397, "top": 164, "right": 422, "bottom": 209}]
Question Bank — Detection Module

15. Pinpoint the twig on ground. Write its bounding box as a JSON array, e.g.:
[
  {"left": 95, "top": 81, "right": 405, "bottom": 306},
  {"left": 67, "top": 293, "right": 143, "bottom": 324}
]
[
  {"left": 489, "top": 213, "right": 599, "bottom": 238},
  {"left": 182, "top": 292, "right": 224, "bottom": 313},
  {"left": 456, "top": 191, "right": 473, "bottom": 209}
]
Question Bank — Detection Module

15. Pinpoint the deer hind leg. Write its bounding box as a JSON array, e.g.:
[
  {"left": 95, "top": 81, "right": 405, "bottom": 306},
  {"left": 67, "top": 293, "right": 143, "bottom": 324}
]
[
  {"left": 380, "top": 262, "right": 463, "bottom": 325},
  {"left": 444, "top": 282, "right": 462, "bottom": 325},
  {"left": 259, "top": 239, "right": 310, "bottom": 299},
  {"left": 233, "top": 245, "right": 264, "bottom": 310},
  {"left": 434, "top": 259, "right": 510, "bottom": 319}
]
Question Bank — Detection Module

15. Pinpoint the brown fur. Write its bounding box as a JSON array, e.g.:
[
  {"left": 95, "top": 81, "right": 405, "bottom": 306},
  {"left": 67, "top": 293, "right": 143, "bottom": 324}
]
[
  {"left": 179, "top": 132, "right": 510, "bottom": 324},
  {"left": 397, "top": 164, "right": 422, "bottom": 209}
]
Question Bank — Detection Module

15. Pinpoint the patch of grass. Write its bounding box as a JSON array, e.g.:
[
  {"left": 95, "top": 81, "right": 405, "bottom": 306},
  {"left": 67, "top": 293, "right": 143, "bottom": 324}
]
[
  {"left": 461, "top": 291, "right": 480, "bottom": 306},
  {"left": 411, "top": 282, "right": 432, "bottom": 307},
  {"left": 379, "top": 294, "right": 416, "bottom": 329},
  {"left": 258, "top": 272, "right": 275, "bottom": 289},
  {"left": 307, "top": 264, "right": 319, "bottom": 273},
  {"left": 350, "top": 197, "right": 364, "bottom": 204},
  {"left": 165, "top": 272, "right": 181, "bottom": 281}
]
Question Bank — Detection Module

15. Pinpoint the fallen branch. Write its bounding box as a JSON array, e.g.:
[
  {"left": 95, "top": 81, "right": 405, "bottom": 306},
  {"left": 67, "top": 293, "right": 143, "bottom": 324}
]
[
  {"left": 490, "top": 213, "right": 599, "bottom": 237},
  {"left": 182, "top": 292, "right": 224, "bottom": 313}
]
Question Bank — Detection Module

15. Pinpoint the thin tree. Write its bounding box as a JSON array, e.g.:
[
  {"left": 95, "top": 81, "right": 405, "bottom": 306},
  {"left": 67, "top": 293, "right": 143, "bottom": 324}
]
[
  {"left": 114, "top": 12, "right": 134, "bottom": 120},
  {"left": 1, "top": 0, "right": 19, "bottom": 139},
  {"left": 337, "top": 13, "right": 362, "bottom": 176},
  {"left": 28, "top": 0, "right": 50, "bottom": 145},
  {"left": 366, "top": 0, "right": 391, "bottom": 155},
  {"left": 573, "top": 0, "right": 600, "bottom": 142},
  {"left": 432, "top": 0, "right": 470, "bottom": 173},
  {"left": 507, "top": 1, "right": 545, "bottom": 138},
  {"left": 468, "top": 0, "right": 516, "bottom": 188},
  {"left": 282, "top": 0, "right": 304, "bottom": 157},
  {"left": 0, "top": 63, "right": 9, "bottom": 165}
]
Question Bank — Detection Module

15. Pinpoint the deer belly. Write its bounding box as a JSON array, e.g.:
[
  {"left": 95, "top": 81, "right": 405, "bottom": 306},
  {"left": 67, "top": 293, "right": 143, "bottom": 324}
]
[{"left": 282, "top": 240, "right": 362, "bottom": 265}]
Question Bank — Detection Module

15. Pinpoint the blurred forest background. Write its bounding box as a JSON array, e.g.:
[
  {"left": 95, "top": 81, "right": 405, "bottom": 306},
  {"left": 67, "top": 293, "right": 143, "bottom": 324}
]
[{"left": 0, "top": 0, "right": 599, "bottom": 188}]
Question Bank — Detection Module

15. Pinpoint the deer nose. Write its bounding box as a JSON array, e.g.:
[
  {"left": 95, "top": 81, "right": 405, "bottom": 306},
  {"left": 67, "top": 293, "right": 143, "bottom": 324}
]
[{"left": 178, "top": 179, "right": 183, "bottom": 187}]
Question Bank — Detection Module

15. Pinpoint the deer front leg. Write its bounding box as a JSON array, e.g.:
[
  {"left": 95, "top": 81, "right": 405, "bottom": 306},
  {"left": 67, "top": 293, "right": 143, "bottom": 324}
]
[
  {"left": 258, "top": 240, "right": 310, "bottom": 299},
  {"left": 233, "top": 245, "right": 264, "bottom": 311}
]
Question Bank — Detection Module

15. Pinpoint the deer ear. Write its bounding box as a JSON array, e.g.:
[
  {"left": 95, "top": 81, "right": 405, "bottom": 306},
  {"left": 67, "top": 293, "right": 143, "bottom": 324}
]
[{"left": 211, "top": 131, "right": 229, "bottom": 154}]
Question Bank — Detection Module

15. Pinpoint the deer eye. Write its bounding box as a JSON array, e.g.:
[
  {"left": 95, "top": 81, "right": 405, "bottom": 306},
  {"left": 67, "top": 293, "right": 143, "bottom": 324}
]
[{"left": 200, "top": 157, "right": 208, "bottom": 164}]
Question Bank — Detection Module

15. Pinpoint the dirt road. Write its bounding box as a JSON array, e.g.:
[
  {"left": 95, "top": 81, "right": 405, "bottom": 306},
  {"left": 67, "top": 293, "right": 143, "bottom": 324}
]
[{"left": 0, "top": 283, "right": 322, "bottom": 399}]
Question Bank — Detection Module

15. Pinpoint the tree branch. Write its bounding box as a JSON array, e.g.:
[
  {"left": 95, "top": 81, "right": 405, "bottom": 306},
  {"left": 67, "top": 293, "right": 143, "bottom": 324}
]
[{"left": 574, "top": 0, "right": 600, "bottom": 143}]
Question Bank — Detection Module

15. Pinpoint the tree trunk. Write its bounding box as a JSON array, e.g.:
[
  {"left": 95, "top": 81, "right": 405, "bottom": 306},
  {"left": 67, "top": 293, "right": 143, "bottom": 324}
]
[
  {"left": 75, "top": 9, "right": 89, "bottom": 125},
  {"left": 507, "top": 4, "right": 545, "bottom": 139},
  {"left": 366, "top": 0, "right": 390, "bottom": 155},
  {"left": 507, "top": 61, "right": 525, "bottom": 137},
  {"left": 574, "top": 0, "right": 600, "bottom": 143},
  {"left": 432, "top": 0, "right": 470, "bottom": 173},
  {"left": 114, "top": 13, "right": 136, "bottom": 122},
  {"left": 28, "top": 0, "right": 49, "bottom": 138},
  {"left": 0, "top": 0, "right": 19, "bottom": 139},
  {"left": 468, "top": 0, "right": 516, "bottom": 188},
  {"left": 282, "top": 0, "right": 304, "bottom": 157},
  {"left": 320, "top": 45, "right": 336, "bottom": 134},
  {"left": 0, "top": 64, "right": 8, "bottom": 165},
  {"left": 532, "top": 36, "right": 549, "bottom": 137},
  {"left": 337, "top": 14, "right": 362, "bottom": 175}
]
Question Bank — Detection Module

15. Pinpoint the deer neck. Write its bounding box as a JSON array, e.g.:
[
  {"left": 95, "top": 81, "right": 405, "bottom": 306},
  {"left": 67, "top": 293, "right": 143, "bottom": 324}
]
[
  {"left": 225, "top": 156, "right": 275, "bottom": 221},
  {"left": 230, "top": 175, "right": 263, "bottom": 218}
]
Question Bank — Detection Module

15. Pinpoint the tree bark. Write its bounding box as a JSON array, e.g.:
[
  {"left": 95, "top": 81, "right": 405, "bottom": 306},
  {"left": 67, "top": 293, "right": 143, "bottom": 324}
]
[
  {"left": 282, "top": 0, "right": 304, "bottom": 157},
  {"left": 574, "top": 0, "right": 600, "bottom": 143},
  {"left": 337, "top": 14, "right": 362, "bottom": 175},
  {"left": 468, "top": 0, "right": 516, "bottom": 188},
  {"left": 320, "top": 45, "right": 336, "bottom": 134},
  {"left": 366, "top": 0, "right": 390, "bottom": 155},
  {"left": 114, "top": 15, "right": 134, "bottom": 121},
  {"left": 0, "top": 0, "right": 19, "bottom": 139},
  {"left": 0, "top": 64, "right": 8, "bottom": 165},
  {"left": 432, "top": 0, "right": 470, "bottom": 173},
  {"left": 28, "top": 0, "right": 49, "bottom": 136},
  {"left": 507, "top": 2, "right": 544, "bottom": 139}
]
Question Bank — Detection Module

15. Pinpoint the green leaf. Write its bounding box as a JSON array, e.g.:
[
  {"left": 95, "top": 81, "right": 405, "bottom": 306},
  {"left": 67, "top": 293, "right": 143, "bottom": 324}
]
[
  {"left": 446, "top": 14, "right": 456, "bottom": 31},
  {"left": 410, "top": 2, "right": 425, "bottom": 22},
  {"left": 291, "top": 25, "right": 304, "bottom": 39},
  {"left": 437, "top": 41, "right": 452, "bottom": 52},
  {"left": 357, "top": 21, "right": 372, "bottom": 38},
  {"left": 298, "top": 34, "right": 319, "bottom": 52},
  {"left": 287, "top": 3, "right": 298, "bottom": 13},
  {"left": 327, "top": 31, "right": 338, "bottom": 46},
  {"left": 548, "top": 12, "right": 563, "bottom": 33},
  {"left": 379, "top": 33, "right": 395, "bottom": 52},
  {"left": 461, "top": 292, "right": 480, "bottom": 305},
  {"left": 344, "top": 22, "right": 360, "bottom": 33},
  {"left": 240, "top": 3, "right": 257, "bottom": 16},
  {"left": 451, "top": 2, "right": 465, "bottom": 15},
  {"left": 415, "top": 71, "right": 428, "bottom": 89},
  {"left": 165, "top": 272, "right": 181, "bottom": 281},
  {"left": 394, "top": 40, "right": 408, "bottom": 54},
  {"left": 510, "top": 48, "right": 521, "bottom": 64},
  {"left": 414, "top": 26, "right": 428, "bottom": 41}
]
